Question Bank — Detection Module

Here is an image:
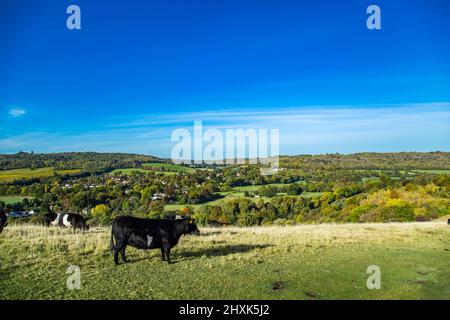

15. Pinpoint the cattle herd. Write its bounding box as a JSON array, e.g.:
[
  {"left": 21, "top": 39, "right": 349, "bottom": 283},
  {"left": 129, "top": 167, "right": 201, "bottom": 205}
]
[{"left": 0, "top": 208, "right": 200, "bottom": 265}]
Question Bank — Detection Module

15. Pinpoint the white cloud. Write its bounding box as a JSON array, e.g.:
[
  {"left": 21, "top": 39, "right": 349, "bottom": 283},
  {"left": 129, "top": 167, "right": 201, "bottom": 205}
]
[
  {"left": 0, "top": 102, "right": 449, "bottom": 155},
  {"left": 8, "top": 108, "right": 27, "bottom": 117}
]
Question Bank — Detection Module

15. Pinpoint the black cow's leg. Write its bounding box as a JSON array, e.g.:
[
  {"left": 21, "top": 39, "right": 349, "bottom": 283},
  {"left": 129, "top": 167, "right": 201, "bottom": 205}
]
[
  {"left": 113, "top": 246, "right": 120, "bottom": 265},
  {"left": 166, "top": 247, "right": 172, "bottom": 264},
  {"left": 163, "top": 241, "right": 172, "bottom": 264},
  {"left": 120, "top": 245, "right": 127, "bottom": 263},
  {"left": 160, "top": 248, "right": 166, "bottom": 261},
  {"left": 113, "top": 241, "right": 123, "bottom": 265}
]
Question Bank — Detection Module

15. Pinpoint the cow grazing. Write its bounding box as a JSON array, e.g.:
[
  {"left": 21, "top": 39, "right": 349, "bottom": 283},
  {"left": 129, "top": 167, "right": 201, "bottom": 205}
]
[
  {"left": 60, "top": 213, "right": 90, "bottom": 232},
  {"left": 0, "top": 211, "right": 8, "bottom": 234},
  {"left": 110, "top": 216, "right": 200, "bottom": 265}
]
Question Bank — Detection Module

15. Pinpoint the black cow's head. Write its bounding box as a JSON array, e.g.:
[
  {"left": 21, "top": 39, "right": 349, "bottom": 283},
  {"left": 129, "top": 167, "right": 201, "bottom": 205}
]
[
  {"left": 184, "top": 218, "right": 200, "bottom": 236},
  {"left": 0, "top": 210, "right": 7, "bottom": 234}
]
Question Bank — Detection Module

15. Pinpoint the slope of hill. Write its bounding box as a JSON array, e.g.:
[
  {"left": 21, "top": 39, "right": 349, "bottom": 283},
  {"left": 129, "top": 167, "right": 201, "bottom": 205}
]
[
  {"left": 1, "top": 222, "right": 448, "bottom": 299},
  {"left": 0, "top": 152, "right": 162, "bottom": 171},
  {"left": 281, "top": 152, "right": 450, "bottom": 170}
]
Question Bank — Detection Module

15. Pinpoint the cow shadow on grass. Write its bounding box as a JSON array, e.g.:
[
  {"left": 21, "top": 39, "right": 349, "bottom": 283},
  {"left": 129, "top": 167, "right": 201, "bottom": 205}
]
[
  {"left": 124, "top": 255, "right": 154, "bottom": 264},
  {"left": 177, "top": 244, "right": 272, "bottom": 260},
  {"left": 119, "top": 244, "right": 272, "bottom": 264}
]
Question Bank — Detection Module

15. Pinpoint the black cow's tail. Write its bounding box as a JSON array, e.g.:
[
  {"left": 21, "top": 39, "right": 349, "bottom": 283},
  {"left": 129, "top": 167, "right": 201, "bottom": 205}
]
[{"left": 109, "top": 222, "right": 115, "bottom": 255}]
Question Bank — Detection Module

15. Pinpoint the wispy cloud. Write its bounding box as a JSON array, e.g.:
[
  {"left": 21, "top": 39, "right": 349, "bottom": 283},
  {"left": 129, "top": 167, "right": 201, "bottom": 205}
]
[
  {"left": 8, "top": 108, "right": 27, "bottom": 117},
  {"left": 0, "top": 103, "right": 449, "bottom": 156}
]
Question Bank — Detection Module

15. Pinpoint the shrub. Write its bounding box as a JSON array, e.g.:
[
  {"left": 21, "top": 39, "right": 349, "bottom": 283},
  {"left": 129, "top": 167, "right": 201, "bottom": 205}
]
[
  {"left": 90, "top": 204, "right": 111, "bottom": 225},
  {"left": 345, "top": 205, "right": 375, "bottom": 223},
  {"left": 382, "top": 199, "right": 415, "bottom": 222}
]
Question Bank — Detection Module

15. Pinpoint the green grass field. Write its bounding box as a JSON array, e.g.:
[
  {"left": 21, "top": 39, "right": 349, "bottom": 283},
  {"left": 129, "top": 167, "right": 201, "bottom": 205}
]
[
  {"left": 164, "top": 190, "right": 323, "bottom": 212},
  {"left": 0, "top": 222, "right": 449, "bottom": 299},
  {"left": 142, "top": 163, "right": 196, "bottom": 173},
  {"left": 410, "top": 169, "right": 450, "bottom": 175},
  {"left": 111, "top": 163, "right": 195, "bottom": 176},
  {"left": 0, "top": 196, "right": 32, "bottom": 205},
  {"left": 233, "top": 182, "right": 299, "bottom": 192},
  {"left": 352, "top": 169, "right": 450, "bottom": 175},
  {"left": 164, "top": 194, "right": 269, "bottom": 212},
  {"left": 0, "top": 167, "right": 81, "bottom": 182}
]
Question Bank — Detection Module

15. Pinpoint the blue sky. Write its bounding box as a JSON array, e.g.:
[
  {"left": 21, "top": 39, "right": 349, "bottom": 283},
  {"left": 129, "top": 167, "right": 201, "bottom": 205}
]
[{"left": 0, "top": 0, "right": 449, "bottom": 157}]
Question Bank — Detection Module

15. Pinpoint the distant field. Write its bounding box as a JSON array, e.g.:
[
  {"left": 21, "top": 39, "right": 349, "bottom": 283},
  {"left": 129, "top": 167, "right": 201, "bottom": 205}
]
[
  {"left": 299, "top": 192, "right": 324, "bottom": 197},
  {"left": 111, "top": 168, "right": 178, "bottom": 176},
  {"left": 142, "top": 163, "right": 196, "bottom": 173},
  {"left": 410, "top": 169, "right": 450, "bottom": 175},
  {"left": 165, "top": 194, "right": 269, "bottom": 212},
  {"left": 111, "top": 163, "right": 195, "bottom": 176},
  {"left": 0, "top": 167, "right": 81, "bottom": 182},
  {"left": 165, "top": 190, "right": 324, "bottom": 212},
  {"left": 112, "top": 168, "right": 150, "bottom": 175},
  {"left": 0, "top": 196, "right": 32, "bottom": 205},
  {"left": 351, "top": 169, "right": 450, "bottom": 175},
  {"left": 1, "top": 222, "right": 449, "bottom": 299},
  {"left": 234, "top": 182, "right": 299, "bottom": 192}
]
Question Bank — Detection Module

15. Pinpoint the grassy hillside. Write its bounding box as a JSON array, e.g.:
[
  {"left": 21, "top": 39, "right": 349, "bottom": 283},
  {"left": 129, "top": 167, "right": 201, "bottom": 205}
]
[
  {"left": 111, "top": 163, "right": 195, "bottom": 176},
  {"left": 142, "top": 163, "right": 196, "bottom": 173},
  {"left": 0, "top": 152, "right": 161, "bottom": 171},
  {"left": 1, "top": 222, "right": 449, "bottom": 299},
  {"left": 0, "top": 196, "right": 32, "bottom": 205},
  {"left": 281, "top": 152, "right": 450, "bottom": 170},
  {"left": 110, "top": 168, "right": 179, "bottom": 176},
  {"left": 233, "top": 182, "right": 298, "bottom": 192},
  {"left": 164, "top": 190, "right": 324, "bottom": 212},
  {"left": 0, "top": 167, "right": 81, "bottom": 182}
]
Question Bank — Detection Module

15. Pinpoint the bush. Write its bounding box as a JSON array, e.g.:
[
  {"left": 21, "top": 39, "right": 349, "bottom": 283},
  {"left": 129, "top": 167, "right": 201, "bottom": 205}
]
[
  {"left": 237, "top": 211, "right": 259, "bottom": 226},
  {"left": 90, "top": 204, "right": 111, "bottom": 225},
  {"left": 384, "top": 199, "right": 415, "bottom": 222},
  {"left": 345, "top": 205, "right": 375, "bottom": 223},
  {"left": 192, "top": 211, "right": 209, "bottom": 226}
]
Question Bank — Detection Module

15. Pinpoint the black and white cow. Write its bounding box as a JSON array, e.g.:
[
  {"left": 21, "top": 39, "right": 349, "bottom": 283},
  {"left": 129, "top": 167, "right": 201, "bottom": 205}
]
[
  {"left": 110, "top": 215, "right": 200, "bottom": 265},
  {"left": 0, "top": 210, "right": 8, "bottom": 234},
  {"left": 60, "top": 213, "right": 90, "bottom": 232},
  {"left": 43, "top": 211, "right": 88, "bottom": 232}
]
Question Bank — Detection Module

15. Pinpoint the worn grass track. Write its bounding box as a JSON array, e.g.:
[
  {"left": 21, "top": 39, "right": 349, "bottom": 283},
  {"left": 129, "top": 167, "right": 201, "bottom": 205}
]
[{"left": 0, "top": 222, "right": 449, "bottom": 299}]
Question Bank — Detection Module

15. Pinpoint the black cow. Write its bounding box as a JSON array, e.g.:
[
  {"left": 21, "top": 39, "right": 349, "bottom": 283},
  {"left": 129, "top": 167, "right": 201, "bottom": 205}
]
[
  {"left": 0, "top": 211, "right": 8, "bottom": 234},
  {"left": 110, "top": 216, "right": 200, "bottom": 265},
  {"left": 60, "top": 213, "right": 90, "bottom": 232}
]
